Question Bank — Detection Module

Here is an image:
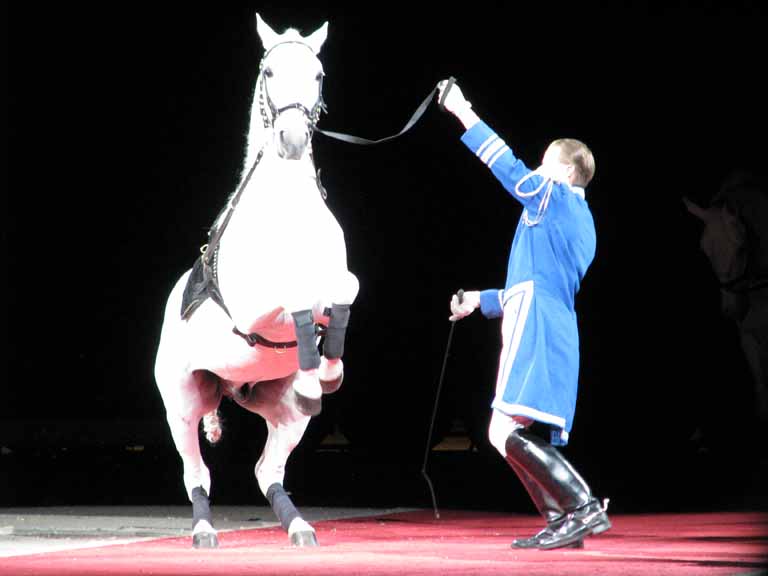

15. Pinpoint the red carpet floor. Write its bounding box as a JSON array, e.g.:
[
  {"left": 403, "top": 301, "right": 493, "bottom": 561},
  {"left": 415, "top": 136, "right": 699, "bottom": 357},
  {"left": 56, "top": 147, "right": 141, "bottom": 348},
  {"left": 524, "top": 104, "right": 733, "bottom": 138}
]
[{"left": 2, "top": 509, "right": 766, "bottom": 576}]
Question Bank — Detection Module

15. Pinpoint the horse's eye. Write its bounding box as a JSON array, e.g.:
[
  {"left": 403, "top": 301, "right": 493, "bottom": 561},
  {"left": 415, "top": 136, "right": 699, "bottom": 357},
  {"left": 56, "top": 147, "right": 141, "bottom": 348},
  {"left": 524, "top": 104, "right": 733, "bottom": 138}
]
[{"left": 264, "top": 67, "right": 274, "bottom": 78}]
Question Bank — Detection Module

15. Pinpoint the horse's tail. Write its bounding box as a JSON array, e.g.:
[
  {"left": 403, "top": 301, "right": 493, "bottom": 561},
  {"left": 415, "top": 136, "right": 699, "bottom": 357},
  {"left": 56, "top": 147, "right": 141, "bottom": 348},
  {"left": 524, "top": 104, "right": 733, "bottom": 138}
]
[{"left": 202, "top": 410, "right": 223, "bottom": 445}]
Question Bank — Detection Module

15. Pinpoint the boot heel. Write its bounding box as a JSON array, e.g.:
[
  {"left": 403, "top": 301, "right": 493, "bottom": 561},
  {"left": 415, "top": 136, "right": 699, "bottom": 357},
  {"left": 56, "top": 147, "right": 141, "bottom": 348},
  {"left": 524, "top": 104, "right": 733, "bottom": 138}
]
[{"left": 589, "top": 516, "right": 612, "bottom": 535}]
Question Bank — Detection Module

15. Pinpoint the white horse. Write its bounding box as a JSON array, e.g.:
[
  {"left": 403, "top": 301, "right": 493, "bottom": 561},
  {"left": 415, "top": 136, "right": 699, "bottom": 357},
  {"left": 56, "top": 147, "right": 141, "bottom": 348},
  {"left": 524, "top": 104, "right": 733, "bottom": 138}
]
[{"left": 154, "top": 14, "right": 359, "bottom": 548}]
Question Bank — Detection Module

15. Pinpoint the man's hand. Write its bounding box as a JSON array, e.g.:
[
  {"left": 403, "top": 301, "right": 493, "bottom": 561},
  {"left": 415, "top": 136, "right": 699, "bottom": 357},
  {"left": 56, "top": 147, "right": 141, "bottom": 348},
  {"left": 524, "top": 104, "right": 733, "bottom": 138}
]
[
  {"left": 437, "top": 79, "right": 480, "bottom": 129},
  {"left": 449, "top": 290, "right": 481, "bottom": 321},
  {"left": 438, "top": 79, "right": 471, "bottom": 114}
]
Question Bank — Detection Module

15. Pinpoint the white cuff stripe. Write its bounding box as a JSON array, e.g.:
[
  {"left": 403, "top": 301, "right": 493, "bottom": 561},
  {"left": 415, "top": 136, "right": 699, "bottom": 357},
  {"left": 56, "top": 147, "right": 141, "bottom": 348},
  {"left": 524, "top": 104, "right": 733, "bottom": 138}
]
[
  {"left": 476, "top": 134, "right": 499, "bottom": 158},
  {"left": 487, "top": 145, "right": 509, "bottom": 169},
  {"left": 481, "top": 139, "right": 506, "bottom": 164}
]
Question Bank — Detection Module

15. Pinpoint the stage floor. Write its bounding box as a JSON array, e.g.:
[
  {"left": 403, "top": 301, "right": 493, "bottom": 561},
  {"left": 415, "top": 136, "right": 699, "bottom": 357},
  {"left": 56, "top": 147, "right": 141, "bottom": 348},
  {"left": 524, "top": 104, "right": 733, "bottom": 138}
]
[
  {"left": 0, "top": 507, "right": 765, "bottom": 575},
  {"left": 0, "top": 505, "right": 407, "bottom": 558}
]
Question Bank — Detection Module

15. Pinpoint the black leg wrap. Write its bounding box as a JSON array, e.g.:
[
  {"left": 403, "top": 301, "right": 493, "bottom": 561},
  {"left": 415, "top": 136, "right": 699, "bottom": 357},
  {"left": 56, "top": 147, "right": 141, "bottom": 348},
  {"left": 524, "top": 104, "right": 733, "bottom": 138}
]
[
  {"left": 266, "top": 482, "right": 301, "bottom": 532},
  {"left": 292, "top": 310, "right": 321, "bottom": 371},
  {"left": 323, "top": 303, "right": 350, "bottom": 359},
  {"left": 191, "top": 486, "right": 213, "bottom": 529},
  {"left": 191, "top": 486, "right": 219, "bottom": 548}
]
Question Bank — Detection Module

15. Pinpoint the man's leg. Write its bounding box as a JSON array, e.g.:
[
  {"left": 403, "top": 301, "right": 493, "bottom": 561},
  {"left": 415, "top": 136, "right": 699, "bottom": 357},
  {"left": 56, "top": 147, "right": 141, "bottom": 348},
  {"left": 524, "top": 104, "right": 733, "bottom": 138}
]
[{"left": 489, "top": 409, "right": 610, "bottom": 550}]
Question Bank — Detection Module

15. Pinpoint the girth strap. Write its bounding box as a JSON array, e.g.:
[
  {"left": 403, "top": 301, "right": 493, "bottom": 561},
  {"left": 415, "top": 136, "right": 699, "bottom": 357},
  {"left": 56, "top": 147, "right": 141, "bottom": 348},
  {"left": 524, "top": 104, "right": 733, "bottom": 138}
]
[{"left": 232, "top": 326, "right": 298, "bottom": 350}]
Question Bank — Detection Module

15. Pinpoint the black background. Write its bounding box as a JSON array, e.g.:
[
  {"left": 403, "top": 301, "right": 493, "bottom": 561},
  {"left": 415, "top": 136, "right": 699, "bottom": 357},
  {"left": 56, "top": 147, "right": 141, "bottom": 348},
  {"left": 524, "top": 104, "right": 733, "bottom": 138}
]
[{"left": 4, "top": 2, "right": 767, "bottom": 513}]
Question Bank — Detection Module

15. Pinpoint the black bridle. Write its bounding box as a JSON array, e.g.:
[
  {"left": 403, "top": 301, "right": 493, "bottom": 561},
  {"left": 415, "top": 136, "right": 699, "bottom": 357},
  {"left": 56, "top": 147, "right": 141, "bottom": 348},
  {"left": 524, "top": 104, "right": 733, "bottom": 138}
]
[{"left": 258, "top": 41, "right": 327, "bottom": 135}]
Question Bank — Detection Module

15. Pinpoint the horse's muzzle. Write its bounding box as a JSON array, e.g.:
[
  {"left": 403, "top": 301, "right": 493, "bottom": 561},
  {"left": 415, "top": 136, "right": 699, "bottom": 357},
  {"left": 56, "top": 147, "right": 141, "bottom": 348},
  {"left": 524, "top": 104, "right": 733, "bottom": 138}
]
[
  {"left": 274, "top": 108, "right": 311, "bottom": 160},
  {"left": 278, "top": 129, "right": 309, "bottom": 160}
]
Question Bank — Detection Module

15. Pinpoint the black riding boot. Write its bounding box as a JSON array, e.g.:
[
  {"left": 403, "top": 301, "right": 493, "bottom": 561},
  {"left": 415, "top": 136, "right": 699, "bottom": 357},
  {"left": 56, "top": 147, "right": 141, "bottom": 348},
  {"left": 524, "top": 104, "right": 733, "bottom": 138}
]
[
  {"left": 506, "top": 459, "right": 583, "bottom": 549},
  {"left": 505, "top": 429, "right": 611, "bottom": 550}
]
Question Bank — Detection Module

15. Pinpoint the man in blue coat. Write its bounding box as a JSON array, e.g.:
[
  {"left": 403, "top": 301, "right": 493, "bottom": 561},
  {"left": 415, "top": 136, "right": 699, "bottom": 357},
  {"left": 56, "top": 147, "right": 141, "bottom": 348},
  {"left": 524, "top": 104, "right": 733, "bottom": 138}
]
[{"left": 438, "top": 79, "right": 611, "bottom": 550}]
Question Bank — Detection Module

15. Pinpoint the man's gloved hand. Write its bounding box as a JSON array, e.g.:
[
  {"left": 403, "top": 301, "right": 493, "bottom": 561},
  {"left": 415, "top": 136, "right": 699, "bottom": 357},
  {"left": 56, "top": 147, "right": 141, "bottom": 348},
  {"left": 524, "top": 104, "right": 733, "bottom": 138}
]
[
  {"left": 437, "top": 79, "right": 479, "bottom": 129},
  {"left": 449, "top": 290, "right": 481, "bottom": 322},
  {"left": 438, "top": 79, "right": 471, "bottom": 116}
]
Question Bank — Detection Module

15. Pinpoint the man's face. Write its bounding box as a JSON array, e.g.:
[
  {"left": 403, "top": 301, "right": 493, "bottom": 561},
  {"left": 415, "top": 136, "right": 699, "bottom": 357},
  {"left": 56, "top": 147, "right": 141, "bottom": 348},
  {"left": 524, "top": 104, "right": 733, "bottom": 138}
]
[{"left": 541, "top": 144, "right": 573, "bottom": 184}]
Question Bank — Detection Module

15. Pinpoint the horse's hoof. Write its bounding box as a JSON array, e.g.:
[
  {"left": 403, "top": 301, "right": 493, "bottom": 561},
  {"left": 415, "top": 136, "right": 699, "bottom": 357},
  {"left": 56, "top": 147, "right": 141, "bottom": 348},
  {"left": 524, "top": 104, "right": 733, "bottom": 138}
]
[
  {"left": 294, "top": 391, "right": 322, "bottom": 416},
  {"left": 320, "top": 372, "right": 343, "bottom": 394},
  {"left": 290, "top": 530, "right": 318, "bottom": 547},
  {"left": 193, "top": 532, "right": 219, "bottom": 549}
]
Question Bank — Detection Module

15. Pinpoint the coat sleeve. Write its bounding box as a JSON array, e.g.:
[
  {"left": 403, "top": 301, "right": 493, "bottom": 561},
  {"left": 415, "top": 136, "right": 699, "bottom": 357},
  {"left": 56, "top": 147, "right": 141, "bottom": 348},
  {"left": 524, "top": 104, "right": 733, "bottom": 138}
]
[
  {"left": 479, "top": 289, "right": 504, "bottom": 319},
  {"left": 461, "top": 121, "right": 548, "bottom": 212}
]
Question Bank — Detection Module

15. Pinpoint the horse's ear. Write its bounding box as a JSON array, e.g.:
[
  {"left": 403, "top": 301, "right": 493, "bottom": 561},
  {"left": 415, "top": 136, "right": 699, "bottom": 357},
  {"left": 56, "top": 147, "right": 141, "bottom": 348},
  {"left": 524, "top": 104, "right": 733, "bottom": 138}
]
[
  {"left": 683, "top": 197, "right": 709, "bottom": 222},
  {"left": 304, "top": 21, "right": 328, "bottom": 54},
  {"left": 255, "top": 13, "right": 281, "bottom": 51}
]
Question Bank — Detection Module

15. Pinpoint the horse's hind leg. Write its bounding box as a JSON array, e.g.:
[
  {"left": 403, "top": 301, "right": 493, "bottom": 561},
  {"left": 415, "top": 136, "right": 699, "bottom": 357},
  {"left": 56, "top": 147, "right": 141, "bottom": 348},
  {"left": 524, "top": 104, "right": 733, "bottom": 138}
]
[
  {"left": 258, "top": 418, "right": 318, "bottom": 546},
  {"left": 156, "top": 368, "right": 222, "bottom": 548},
  {"left": 247, "top": 378, "right": 317, "bottom": 546}
]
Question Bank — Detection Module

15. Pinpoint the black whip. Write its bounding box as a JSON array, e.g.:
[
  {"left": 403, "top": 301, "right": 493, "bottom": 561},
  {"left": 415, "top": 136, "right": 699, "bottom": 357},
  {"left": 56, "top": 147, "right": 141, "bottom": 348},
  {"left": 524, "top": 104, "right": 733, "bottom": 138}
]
[{"left": 421, "top": 288, "right": 463, "bottom": 519}]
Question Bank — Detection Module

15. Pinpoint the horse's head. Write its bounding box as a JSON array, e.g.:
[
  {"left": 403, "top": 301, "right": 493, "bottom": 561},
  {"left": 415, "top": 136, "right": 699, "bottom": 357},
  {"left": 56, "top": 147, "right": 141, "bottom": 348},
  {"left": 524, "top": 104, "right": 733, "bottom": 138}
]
[
  {"left": 684, "top": 196, "right": 748, "bottom": 285},
  {"left": 256, "top": 14, "right": 328, "bottom": 160}
]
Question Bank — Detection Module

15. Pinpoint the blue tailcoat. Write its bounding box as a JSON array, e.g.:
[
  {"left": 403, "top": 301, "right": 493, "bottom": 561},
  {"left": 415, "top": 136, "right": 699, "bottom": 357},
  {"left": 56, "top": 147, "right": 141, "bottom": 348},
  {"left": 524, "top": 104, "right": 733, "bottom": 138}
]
[{"left": 461, "top": 122, "right": 596, "bottom": 445}]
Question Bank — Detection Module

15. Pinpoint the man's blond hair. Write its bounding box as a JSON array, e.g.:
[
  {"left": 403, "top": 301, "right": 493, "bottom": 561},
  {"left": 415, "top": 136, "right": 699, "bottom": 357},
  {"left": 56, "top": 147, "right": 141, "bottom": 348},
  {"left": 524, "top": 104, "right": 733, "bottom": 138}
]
[{"left": 552, "top": 138, "right": 595, "bottom": 188}]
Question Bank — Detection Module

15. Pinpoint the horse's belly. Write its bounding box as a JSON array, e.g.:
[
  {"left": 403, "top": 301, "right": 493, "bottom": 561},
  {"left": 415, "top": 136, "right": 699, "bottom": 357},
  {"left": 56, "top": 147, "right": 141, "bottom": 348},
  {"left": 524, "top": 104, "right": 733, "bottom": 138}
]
[
  {"left": 184, "top": 300, "right": 298, "bottom": 383},
  {"left": 203, "top": 348, "right": 297, "bottom": 383}
]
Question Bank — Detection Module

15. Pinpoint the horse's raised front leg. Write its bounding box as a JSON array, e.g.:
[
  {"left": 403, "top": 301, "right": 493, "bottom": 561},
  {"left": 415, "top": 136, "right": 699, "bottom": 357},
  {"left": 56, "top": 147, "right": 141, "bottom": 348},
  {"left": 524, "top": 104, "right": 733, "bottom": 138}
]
[
  {"left": 318, "top": 303, "right": 350, "bottom": 394},
  {"left": 291, "top": 309, "right": 323, "bottom": 416},
  {"left": 318, "top": 271, "right": 359, "bottom": 394},
  {"left": 156, "top": 368, "right": 222, "bottom": 548}
]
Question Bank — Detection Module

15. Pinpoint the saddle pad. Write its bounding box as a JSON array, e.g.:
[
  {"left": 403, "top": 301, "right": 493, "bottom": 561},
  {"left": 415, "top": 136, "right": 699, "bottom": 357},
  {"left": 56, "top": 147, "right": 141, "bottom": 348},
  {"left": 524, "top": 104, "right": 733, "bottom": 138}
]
[
  {"left": 180, "top": 244, "right": 232, "bottom": 321},
  {"left": 180, "top": 256, "right": 209, "bottom": 320}
]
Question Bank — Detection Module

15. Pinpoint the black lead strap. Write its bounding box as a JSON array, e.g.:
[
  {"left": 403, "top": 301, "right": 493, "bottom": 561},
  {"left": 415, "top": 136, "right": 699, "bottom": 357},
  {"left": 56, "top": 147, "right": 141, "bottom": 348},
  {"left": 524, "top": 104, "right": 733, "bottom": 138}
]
[{"left": 314, "top": 77, "right": 456, "bottom": 146}]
